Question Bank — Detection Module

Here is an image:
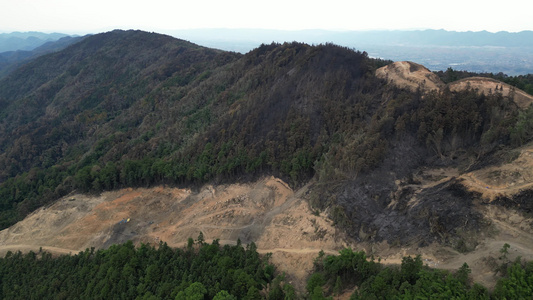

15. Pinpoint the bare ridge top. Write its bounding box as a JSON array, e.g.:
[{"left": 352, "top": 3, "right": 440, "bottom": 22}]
[
  {"left": 377, "top": 61, "right": 533, "bottom": 108},
  {"left": 448, "top": 76, "right": 533, "bottom": 109},
  {"left": 376, "top": 61, "right": 445, "bottom": 92}
]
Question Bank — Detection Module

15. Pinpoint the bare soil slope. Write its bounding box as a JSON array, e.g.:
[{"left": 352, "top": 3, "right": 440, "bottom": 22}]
[
  {"left": 370, "top": 158, "right": 533, "bottom": 288},
  {"left": 1, "top": 171, "right": 532, "bottom": 289},
  {"left": 0, "top": 177, "right": 346, "bottom": 287},
  {"left": 378, "top": 62, "right": 533, "bottom": 109},
  {"left": 461, "top": 147, "right": 533, "bottom": 201},
  {"left": 449, "top": 77, "right": 533, "bottom": 109},
  {"left": 376, "top": 61, "right": 445, "bottom": 92}
]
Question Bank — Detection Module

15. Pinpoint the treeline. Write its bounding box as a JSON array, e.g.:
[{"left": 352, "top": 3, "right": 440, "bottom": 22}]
[
  {"left": 307, "top": 248, "right": 532, "bottom": 299},
  {"left": 1, "top": 241, "right": 531, "bottom": 299},
  {"left": 0, "top": 142, "right": 310, "bottom": 230},
  {"left": 0, "top": 238, "right": 296, "bottom": 299}
]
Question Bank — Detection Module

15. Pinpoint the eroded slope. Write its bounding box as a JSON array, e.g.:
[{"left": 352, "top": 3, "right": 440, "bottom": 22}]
[
  {"left": 0, "top": 177, "right": 345, "bottom": 286},
  {"left": 375, "top": 61, "right": 445, "bottom": 92},
  {"left": 1, "top": 174, "right": 533, "bottom": 289},
  {"left": 449, "top": 77, "right": 533, "bottom": 109},
  {"left": 377, "top": 61, "right": 533, "bottom": 109}
]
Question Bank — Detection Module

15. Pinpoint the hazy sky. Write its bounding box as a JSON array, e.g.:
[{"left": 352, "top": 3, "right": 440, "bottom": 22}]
[{"left": 1, "top": 0, "right": 531, "bottom": 34}]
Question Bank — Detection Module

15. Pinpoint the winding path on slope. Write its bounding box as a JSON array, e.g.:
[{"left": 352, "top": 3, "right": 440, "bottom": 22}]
[
  {"left": 460, "top": 171, "right": 533, "bottom": 200},
  {"left": 0, "top": 244, "right": 80, "bottom": 256},
  {"left": 0, "top": 242, "right": 339, "bottom": 257}
]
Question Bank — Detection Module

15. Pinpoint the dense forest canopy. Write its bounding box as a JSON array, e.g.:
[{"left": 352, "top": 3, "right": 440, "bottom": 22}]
[
  {"left": 0, "top": 240, "right": 531, "bottom": 299},
  {"left": 0, "top": 238, "right": 285, "bottom": 299}
]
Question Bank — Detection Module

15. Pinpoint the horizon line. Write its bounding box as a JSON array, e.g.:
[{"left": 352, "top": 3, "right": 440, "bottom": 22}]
[{"left": 1, "top": 28, "right": 532, "bottom": 35}]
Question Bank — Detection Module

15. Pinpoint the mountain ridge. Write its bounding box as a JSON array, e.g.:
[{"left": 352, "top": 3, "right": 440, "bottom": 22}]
[
  {"left": 0, "top": 32, "right": 70, "bottom": 52},
  {"left": 0, "top": 35, "right": 84, "bottom": 78}
]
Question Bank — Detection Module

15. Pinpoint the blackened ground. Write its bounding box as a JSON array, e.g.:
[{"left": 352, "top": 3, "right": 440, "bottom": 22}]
[
  {"left": 493, "top": 190, "right": 533, "bottom": 215},
  {"left": 338, "top": 175, "right": 487, "bottom": 249}
]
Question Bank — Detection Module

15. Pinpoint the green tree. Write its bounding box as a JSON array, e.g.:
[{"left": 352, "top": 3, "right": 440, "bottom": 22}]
[
  {"left": 197, "top": 231, "right": 205, "bottom": 245},
  {"left": 401, "top": 255, "right": 423, "bottom": 284},
  {"left": 283, "top": 283, "right": 297, "bottom": 300},
  {"left": 175, "top": 282, "right": 207, "bottom": 300},
  {"left": 310, "top": 286, "right": 331, "bottom": 300},
  {"left": 333, "top": 275, "right": 342, "bottom": 295},
  {"left": 213, "top": 290, "right": 237, "bottom": 300},
  {"left": 493, "top": 258, "right": 533, "bottom": 299},
  {"left": 244, "top": 286, "right": 261, "bottom": 300},
  {"left": 499, "top": 243, "right": 511, "bottom": 260},
  {"left": 306, "top": 273, "right": 326, "bottom": 295},
  {"left": 455, "top": 263, "right": 471, "bottom": 286}
]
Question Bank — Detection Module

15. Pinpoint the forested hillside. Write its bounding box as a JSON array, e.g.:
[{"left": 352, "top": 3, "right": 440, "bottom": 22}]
[
  {"left": 0, "top": 30, "right": 389, "bottom": 229},
  {"left": 1, "top": 240, "right": 531, "bottom": 299},
  {"left": 0, "top": 30, "right": 240, "bottom": 227},
  {"left": 0, "top": 29, "right": 532, "bottom": 250},
  {"left": 308, "top": 247, "right": 533, "bottom": 299},
  {"left": 0, "top": 238, "right": 285, "bottom": 299}
]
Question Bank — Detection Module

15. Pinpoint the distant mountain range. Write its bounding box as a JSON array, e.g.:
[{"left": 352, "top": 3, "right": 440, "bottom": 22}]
[
  {"left": 0, "top": 35, "right": 84, "bottom": 78},
  {"left": 166, "top": 29, "right": 533, "bottom": 75},
  {"left": 167, "top": 29, "right": 533, "bottom": 48},
  {"left": 0, "top": 32, "right": 71, "bottom": 52}
]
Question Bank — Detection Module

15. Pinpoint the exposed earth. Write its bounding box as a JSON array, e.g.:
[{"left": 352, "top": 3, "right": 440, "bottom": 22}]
[
  {"left": 448, "top": 77, "right": 533, "bottom": 109},
  {"left": 0, "top": 177, "right": 346, "bottom": 290},
  {"left": 1, "top": 156, "right": 533, "bottom": 291},
  {"left": 377, "top": 61, "right": 533, "bottom": 109},
  {"left": 375, "top": 61, "right": 444, "bottom": 92}
]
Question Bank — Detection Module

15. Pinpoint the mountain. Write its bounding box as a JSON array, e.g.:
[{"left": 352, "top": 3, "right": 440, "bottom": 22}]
[
  {"left": 1, "top": 29, "right": 533, "bottom": 292},
  {"left": 0, "top": 32, "right": 70, "bottom": 52},
  {"left": 342, "top": 29, "right": 533, "bottom": 47},
  {"left": 0, "top": 35, "right": 84, "bottom": 78},
  {"left": 0, "top": 30, "right": 240, "bottom": 224}
]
